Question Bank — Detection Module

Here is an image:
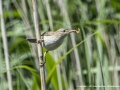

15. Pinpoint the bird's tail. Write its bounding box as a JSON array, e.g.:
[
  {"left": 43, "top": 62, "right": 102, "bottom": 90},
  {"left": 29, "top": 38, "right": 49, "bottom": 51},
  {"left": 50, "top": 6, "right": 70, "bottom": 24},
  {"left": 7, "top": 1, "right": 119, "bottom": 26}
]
[{"left": 26, "top": 39, "right": 37, "bottom": 43}]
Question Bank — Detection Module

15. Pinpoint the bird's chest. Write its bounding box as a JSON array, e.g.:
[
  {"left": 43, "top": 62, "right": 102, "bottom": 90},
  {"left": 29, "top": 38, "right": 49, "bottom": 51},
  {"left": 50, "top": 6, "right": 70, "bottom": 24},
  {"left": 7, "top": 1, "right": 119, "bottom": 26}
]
[{"left": 42, "top": 36, "right": 64, "bottom": 50}]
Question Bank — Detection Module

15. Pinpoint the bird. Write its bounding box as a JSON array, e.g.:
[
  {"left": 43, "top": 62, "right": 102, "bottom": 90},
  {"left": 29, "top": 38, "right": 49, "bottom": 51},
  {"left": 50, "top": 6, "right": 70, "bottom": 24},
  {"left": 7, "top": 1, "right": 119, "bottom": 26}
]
[
  {"left": 27, "top": 28, "right": 80, "bottom": 66},
  {"left": 27, "top": 28, "right": 80, "bottom": 52}
]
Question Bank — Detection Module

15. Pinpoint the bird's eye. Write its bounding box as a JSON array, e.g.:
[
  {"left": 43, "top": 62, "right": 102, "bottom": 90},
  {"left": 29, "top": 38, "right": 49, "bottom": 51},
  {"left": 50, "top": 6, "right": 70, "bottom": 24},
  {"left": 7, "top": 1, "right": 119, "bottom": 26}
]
[{"left": 63, "top": 29, "right": 66, "bottom": 32}]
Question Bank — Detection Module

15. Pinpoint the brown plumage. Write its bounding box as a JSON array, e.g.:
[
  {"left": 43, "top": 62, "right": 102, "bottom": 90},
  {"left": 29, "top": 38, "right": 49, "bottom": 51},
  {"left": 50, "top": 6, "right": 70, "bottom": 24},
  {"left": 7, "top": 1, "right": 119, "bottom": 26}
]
[{"left": 27, "top": 28, "right": 80, "bottom": 51}]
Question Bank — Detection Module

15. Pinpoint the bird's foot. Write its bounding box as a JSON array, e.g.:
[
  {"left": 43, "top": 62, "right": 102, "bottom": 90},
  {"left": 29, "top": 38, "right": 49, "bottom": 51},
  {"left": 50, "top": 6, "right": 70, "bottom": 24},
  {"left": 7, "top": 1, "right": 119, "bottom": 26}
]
[
  {"left": 37, "top": 39, "right": 44, "bottom": 44},
  {"left": 40, "top": 60, "right": 46, "bottom": 67}
]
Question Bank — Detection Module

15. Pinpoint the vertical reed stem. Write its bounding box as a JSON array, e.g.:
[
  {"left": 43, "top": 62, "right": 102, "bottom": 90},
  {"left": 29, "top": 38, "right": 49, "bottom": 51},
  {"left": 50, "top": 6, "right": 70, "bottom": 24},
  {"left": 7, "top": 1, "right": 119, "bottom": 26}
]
[
  {"left": 32, "top": 0, "right": 46, "bottom": 90},
  {"left": 0, "top": 0, "right": 13, "bottom": 90}
]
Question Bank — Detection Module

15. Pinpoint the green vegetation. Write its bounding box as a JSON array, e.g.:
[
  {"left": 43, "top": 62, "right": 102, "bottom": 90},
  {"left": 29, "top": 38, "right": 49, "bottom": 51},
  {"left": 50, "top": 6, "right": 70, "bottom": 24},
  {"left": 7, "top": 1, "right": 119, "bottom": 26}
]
[{"left": 0, "top": 0, "right": 120, "bottom": 90}]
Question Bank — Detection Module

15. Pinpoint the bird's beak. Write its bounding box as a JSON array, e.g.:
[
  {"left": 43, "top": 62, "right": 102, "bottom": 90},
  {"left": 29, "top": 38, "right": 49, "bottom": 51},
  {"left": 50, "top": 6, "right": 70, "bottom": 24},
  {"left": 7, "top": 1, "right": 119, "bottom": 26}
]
[{"left": 68, "top": 28, "right": 80, "bottom": 34}]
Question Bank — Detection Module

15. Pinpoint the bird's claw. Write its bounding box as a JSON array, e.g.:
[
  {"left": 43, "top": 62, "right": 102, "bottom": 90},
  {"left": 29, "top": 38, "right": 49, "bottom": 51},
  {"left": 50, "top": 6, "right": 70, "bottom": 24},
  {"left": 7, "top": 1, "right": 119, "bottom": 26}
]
[
  {"left": 37, "top": 39, "right": 44, "bottom": 44},
  {"left": 40, "top": 60, "right": 46, "bottom": 67}
]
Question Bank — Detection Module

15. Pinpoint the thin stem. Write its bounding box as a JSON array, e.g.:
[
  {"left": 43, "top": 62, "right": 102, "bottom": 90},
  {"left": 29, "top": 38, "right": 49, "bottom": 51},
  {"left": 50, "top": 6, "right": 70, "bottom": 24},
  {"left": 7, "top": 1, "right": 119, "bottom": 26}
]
[
  {"left": 57, "top": 0, "right": 84, "bottom": 89},
  {"left": 44, "top": 0, "right": 54, "bottom": 31},
  {"left": 0, "top": 0, "right": 13, "bottom": 90},
  {"left": 32, "top": 0, "right": 46, "bottom": 90}
]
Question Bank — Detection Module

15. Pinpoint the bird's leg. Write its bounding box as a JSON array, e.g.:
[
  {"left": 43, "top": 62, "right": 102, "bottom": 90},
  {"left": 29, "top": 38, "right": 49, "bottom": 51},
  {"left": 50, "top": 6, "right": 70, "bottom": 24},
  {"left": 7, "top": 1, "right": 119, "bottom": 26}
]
[
  {"left": 39, "top": 51, "right": 48, "bottom": 67},
  {"left": 44, "top": 50, "right": 48, "bottom": 58},
  {"left": 44, "top": 50, "right": 48, "bottom": 62},
  {"left": 39, "top": 56, "right": 46, "bottom": 67}
]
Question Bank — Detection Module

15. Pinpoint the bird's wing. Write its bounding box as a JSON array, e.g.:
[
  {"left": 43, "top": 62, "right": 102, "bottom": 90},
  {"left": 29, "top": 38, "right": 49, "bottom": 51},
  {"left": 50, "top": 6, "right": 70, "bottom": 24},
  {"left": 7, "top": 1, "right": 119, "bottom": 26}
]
[
  {"left": 41, "top": 31, "right": 54, "bottom": 36},
  {"left": 27, "top": 31, "right": 55, "bottom": 43}
]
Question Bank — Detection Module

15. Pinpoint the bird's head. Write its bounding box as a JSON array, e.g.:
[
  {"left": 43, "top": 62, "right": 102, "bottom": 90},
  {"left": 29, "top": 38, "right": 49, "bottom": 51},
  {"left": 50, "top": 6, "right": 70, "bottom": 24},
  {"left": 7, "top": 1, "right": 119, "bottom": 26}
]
[{"left": 56, "top": 28, "right": 80, "bottom": 37}]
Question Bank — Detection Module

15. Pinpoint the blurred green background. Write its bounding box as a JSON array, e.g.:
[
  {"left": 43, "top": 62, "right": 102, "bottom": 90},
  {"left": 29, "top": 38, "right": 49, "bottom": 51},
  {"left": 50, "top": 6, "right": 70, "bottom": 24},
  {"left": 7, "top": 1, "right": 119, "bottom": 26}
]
[{"left": 0, "top": 0, "right": 120, "bottom": 90}]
